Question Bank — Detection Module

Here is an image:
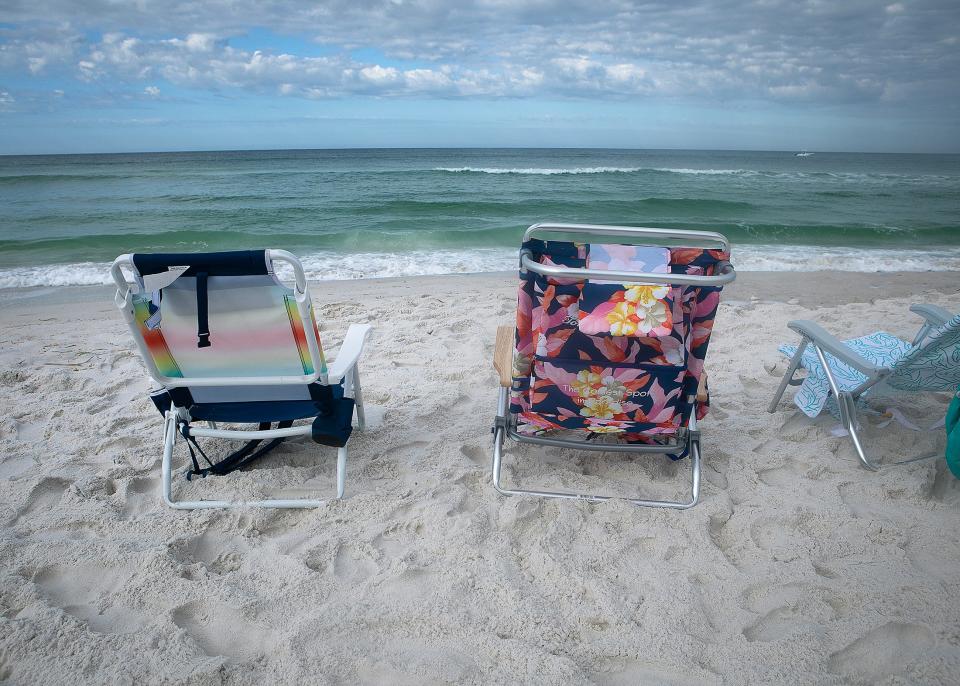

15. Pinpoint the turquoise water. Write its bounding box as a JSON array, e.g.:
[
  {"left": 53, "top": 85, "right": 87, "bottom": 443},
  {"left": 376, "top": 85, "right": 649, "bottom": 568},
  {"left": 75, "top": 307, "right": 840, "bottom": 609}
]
[{"left": 0, "top": 148, "right": 958, "bottom": 286}]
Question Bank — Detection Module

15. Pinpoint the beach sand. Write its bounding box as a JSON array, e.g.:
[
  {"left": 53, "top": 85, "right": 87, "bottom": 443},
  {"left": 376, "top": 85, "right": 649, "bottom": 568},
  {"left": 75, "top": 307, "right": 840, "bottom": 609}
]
[{"left": 1, "top": 270, "right": 959, "bottom": 684}]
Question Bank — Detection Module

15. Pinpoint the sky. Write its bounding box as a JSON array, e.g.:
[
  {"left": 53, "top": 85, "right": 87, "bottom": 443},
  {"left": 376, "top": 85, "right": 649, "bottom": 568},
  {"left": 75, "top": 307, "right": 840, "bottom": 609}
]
[{"left": 0, "top": 0, "right": 958, "bottom": 154}]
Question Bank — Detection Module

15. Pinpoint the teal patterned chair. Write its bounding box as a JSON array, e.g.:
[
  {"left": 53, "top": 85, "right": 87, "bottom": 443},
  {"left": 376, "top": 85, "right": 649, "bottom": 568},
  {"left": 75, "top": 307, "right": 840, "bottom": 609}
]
[{"left": 769, "top": 304, "right": 960, "bottom": 470}]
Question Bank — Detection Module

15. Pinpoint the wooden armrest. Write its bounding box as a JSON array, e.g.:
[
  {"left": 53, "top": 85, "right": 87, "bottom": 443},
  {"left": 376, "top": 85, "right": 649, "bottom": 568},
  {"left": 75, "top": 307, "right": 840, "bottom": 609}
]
[
  {"left": 493, "top": 325, "right": 514, "bottom": 388},
  {"left": 696, "top": 373, "right": 708, "bottom": 404}
]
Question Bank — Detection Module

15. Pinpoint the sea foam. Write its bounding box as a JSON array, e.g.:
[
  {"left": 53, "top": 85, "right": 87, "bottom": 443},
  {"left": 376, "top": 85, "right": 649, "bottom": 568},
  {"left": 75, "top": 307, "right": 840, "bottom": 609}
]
[
  {"left": 3, "top": 245, "right": 960, "bottom": 289},
  {"left": 433, "top": 167, "right": 644, "bottom": 175}
]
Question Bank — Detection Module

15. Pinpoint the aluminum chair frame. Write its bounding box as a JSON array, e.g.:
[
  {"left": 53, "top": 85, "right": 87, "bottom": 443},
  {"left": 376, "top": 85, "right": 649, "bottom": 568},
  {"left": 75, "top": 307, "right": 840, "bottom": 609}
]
[
  {"left": 768, "top": 304, "right": 955, "bottom": 471},
  {"left": 491, "top": 223, "right": 734, "bottom": 509},
  {"left": 113, "top": 249, "right": 371, "bottom": 509}
]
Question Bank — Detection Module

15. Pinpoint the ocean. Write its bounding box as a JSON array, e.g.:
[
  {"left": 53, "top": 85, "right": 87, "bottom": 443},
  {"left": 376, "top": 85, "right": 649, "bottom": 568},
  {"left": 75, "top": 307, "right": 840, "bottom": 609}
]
[{"left": 0, "top": 148, "right": 958, "bottom": 288}]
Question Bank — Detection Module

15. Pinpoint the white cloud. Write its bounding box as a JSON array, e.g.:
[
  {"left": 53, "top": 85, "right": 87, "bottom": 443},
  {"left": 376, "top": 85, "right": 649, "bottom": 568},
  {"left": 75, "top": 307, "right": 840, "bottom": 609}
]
[
  {"left": 0, "top": 1, "right": 956, "bottom": 107},
  {"left": 144, "top": 85, "right": 160, "bottom": 96}
]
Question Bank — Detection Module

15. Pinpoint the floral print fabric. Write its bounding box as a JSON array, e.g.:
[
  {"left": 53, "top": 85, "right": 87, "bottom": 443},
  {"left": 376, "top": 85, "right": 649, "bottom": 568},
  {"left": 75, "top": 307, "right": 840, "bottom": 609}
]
[
  {"left": 578, "top": 245, "right": 674, "bottom": 336},
  {"left": 510, "top": 239, "right": 729, "bottom": 445}
]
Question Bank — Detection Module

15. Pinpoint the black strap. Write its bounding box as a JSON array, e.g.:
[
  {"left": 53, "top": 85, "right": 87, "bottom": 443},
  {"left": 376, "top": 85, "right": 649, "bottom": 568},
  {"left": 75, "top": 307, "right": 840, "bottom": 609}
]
[
  {"left": 196, "top": 271, "right": 210, "bottom": 348},
  {"left": 183, "top": 421, "right": 294, "bottom": 479}
]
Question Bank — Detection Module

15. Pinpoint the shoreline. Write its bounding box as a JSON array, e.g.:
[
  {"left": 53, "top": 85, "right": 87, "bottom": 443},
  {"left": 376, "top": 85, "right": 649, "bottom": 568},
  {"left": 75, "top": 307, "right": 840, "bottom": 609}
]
[{"left": 2, "top": 269, "right": 958, "bottom": 310}]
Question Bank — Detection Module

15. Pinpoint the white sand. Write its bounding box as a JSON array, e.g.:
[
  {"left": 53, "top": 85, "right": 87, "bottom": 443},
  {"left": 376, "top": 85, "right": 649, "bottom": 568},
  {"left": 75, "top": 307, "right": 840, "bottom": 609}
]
[{"left": 1, "top": 271, "right": 959, "bottom": 684}]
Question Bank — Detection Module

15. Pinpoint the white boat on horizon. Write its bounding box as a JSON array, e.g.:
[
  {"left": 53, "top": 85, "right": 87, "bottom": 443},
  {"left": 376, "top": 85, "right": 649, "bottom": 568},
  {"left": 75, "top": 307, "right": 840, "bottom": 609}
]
[{"left": 795, "top": 151, "right": 814, "bottom": 157}]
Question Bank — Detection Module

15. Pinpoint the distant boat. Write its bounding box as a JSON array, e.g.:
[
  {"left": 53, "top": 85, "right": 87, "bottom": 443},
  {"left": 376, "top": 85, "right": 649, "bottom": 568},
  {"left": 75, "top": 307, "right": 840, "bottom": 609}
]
[{"left": 795, "top": 151, "right": 814, "bottom": 157}]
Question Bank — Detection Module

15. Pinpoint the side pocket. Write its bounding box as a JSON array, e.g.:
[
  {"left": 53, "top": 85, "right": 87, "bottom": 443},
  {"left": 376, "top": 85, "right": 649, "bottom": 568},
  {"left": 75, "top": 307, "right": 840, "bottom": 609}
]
[{"left": 530, "top": 357, "right": 688, "bottom": 431}]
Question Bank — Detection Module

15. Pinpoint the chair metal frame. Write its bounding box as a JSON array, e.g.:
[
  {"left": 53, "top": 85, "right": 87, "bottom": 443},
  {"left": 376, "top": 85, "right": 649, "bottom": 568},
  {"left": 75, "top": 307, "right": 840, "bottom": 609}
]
[
  {"left": 112, "top": 249, "right": 371, "bottom": 509},
  {"left": 491, "top": 223, "right": 735, "bottom": 509},
  {"left": 768, "top": 304, "right": 955, "bottom": 471}
]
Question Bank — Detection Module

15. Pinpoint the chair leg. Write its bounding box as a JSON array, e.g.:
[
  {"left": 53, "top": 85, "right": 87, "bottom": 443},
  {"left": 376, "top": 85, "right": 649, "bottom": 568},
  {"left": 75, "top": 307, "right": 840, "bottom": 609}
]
[
  {"left": 491, "top": 388, "right": 702, "bottom": 509},
  {"left": 768, "top": 337, "right": 809, "bottom": 413},
  {"left": 160, "top": 411, "right": 181, "bottom": 509},
  {"left": 352, "top": 366, "right": 366, "bottom": 430},
  {"left": 336, "top": 446, "right": 347, "bottom": 499},
  {"left": 158, "top": 412, "right": 331, "bottom": 509},
  {"left": 812, "top": 346, "right": 883, "bottom": 471}
]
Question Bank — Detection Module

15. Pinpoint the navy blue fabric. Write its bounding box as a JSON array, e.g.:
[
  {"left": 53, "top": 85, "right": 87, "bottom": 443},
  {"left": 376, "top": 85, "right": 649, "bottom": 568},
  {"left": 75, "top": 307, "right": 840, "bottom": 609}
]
[
  {"left": 311, "top": 397, "right": 355, "bottom": 447},
  {"left": 149, "top": 383, "right": 347, "bottom": 424},
  {"left": 132, "top": 250, "right": 268, "bottom": 277}
]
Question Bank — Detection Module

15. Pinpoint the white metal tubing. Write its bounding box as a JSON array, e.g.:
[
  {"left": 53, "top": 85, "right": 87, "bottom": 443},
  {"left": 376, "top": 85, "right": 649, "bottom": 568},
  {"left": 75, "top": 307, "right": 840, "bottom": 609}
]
[
  {"left": 266, "top": 248, "right": 308, "bottom": 294},
  {"left": 520, "top": 255, "right": 736, "bottom": 287},
  {"left": 523, "top": 222, "right": 731, "bottom": 252},
  {"left": 161, "top": 411, "right": 177, "bottom": 507},
  {"left": 111, "top": 254, "right": 138, "bottom": 293},
  {"left": 187, "top": 424, "right": 313, "bottom": 440},
  {"left": 352, "top": 367, "right": 366, "bottom": 430},
  {"left": 160, "top": 414, "right": 331, "bottom": 509},
  {"left": 291, "top": 282, "right": 326, "bottom": 385},
  {"left": 336, "top": 447, "right": 347, "bottom": 498}
]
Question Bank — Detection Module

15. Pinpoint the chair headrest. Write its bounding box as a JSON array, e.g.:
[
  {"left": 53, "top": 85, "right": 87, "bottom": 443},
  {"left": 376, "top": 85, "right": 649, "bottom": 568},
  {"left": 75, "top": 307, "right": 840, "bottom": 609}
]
[{"left": 132, "top": 250, "right": 269, "bottom": 278}]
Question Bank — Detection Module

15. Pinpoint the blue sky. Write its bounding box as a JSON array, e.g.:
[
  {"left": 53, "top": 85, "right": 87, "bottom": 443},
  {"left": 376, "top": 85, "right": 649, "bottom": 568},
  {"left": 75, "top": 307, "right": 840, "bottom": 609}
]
[{"left": 1, "top": 1, "right": 958, "bottom": 154}]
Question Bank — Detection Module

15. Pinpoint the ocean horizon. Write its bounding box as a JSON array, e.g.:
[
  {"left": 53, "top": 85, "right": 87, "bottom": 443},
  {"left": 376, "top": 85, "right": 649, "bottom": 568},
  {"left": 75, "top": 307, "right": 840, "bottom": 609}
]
[{"left": 1, "top": 147, "right": 958, "bottom": 288}]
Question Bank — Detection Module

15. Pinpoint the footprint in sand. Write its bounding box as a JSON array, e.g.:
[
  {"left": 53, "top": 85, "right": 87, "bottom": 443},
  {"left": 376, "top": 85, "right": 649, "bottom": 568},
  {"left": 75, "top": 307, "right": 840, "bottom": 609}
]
[
  {"left": 0, "top": 454, "right": 36, "bottom": 481},
  {"left": 828, "top": 622, "right": 934, "bottom": 681},
  {"left": 172, "top": 601, "right": 276, "bottom": 661},
  {"left": 121, "top": 476, "right": 158, "bottom": 520},
  {"left": 740, "top": 582, "right": 847, "bottom": 643},
  {"left": 169, "top": 530, "right": 247, "bottom": 575},
  {"left": 459, "top": 444, "right": 487, "bottom": 466},
  {"left": 329, "top": 543, "right": 379, "bottom": 582},
  {"left": 9, "top": 477, "right": 70, "bottom": 526},
  {"left": 32, "top": 564, "right": 149, "bottom": 635}
]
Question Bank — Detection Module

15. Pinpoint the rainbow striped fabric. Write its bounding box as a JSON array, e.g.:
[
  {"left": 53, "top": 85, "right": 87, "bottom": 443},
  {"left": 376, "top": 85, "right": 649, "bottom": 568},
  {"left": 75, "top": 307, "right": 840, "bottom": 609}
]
[{"left": 132, "top": 276, "right": 326, "bottom": 380}]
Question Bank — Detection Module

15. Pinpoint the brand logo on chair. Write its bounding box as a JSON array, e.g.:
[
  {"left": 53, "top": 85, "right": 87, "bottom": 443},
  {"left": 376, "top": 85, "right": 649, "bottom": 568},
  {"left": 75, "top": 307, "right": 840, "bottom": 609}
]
[{"left": 561, "top": 385, "right": 648, "bottom": 404}]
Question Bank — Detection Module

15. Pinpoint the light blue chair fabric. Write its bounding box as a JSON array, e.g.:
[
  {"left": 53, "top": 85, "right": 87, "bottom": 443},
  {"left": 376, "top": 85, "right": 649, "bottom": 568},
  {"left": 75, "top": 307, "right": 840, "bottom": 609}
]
[
  {"left": 779, "top": 332, "right": 912, "bottom": 417},
  {"left": 771, "top": 309, "right": 960, "bottom": 471}
]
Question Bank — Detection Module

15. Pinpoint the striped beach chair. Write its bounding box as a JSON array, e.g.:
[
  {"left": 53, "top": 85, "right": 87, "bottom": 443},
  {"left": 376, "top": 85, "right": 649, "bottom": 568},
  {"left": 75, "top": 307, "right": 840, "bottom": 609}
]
[
  {"left": 111, "top": 249, "right": 371, "bottom": 509},
  {"left": 491, "top": 223, "right": 735, "bottom": 509}
]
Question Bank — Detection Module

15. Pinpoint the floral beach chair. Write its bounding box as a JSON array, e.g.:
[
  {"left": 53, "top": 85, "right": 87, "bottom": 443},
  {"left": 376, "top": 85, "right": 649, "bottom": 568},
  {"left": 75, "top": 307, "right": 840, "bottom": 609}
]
[{"left": 491, "top": 223, "right": 735, "bottom": 509}]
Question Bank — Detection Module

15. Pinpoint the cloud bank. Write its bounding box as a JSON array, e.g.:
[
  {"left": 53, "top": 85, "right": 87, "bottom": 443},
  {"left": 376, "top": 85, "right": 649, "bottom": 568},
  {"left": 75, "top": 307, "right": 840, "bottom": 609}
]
[{"left": 1, "top": 0, "right": 958, "bottom": 107}]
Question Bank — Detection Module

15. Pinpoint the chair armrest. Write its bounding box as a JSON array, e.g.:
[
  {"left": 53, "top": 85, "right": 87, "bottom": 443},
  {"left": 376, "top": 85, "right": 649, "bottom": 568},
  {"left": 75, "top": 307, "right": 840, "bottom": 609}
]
[
  {"left": 327, "top": 324, "right": 372, "bottom": 383},
  {"left": 696, "top": 373, "right": 708, "bottom": 404},
  {"left": 787, "top": 320, "right": 884, "bottom": 375},
  {"left": 909, "top": 303, "right": 956, "bottom": 328},
  {"left": 493, "top": 325, "right": 514, "bottom": 388}
]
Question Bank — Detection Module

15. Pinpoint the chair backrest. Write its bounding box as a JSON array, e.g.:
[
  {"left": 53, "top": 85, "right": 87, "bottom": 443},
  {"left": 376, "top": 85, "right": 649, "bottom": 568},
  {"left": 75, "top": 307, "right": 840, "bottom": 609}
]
[
  {"left": 112, "top": 250, "right": 326, "bottom": 398},
  {"left": 888, "top": 314, "right": 960, "bottom": 391},
  {"left": 510, "top": 235, "right": 730, "bottom": 438}
]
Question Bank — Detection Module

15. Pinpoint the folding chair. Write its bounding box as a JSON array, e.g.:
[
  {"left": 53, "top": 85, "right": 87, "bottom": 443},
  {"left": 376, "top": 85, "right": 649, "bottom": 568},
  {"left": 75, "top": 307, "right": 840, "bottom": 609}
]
[
  {"left": 491, "top": 223, "right": 735, "bottom": 509},
  {"left": 769, "top": 304, "right": 960, "bottom": 470},
  {"left": 111, "top": 249, "right": 371, "bottom": 509}
]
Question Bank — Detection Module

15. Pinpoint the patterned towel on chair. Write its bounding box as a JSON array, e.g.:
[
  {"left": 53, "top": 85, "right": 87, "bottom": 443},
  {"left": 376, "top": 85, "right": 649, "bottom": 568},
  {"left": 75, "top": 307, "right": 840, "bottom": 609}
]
[{"left": 779, "top": 331, "right": 911, "bottom": 417}]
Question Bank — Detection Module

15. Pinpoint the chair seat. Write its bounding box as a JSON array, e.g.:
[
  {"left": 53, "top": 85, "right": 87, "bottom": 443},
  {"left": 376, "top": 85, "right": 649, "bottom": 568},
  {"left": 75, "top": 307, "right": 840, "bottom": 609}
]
[
  {"left": 779, "top": 331, "right": 912, "bottom": 417},
  {"left": 152, "top": 383, "right": 347, "bottom": 423}
]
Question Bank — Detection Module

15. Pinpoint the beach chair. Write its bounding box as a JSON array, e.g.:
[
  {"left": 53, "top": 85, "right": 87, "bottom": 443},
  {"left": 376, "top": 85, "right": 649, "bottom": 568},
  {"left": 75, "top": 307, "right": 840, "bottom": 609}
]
[
  {"left": 768, "top": 305, "right": 960, "bottom": 470},
  {"left": 491, "top": 223, "right": 735, "bottom": 509},
  {"left": 111, "top": 249, "right": 371, "bottom": 509}
]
